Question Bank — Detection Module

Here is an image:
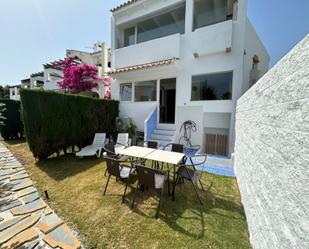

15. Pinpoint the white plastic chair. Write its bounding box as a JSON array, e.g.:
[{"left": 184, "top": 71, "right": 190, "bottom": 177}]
[
  {"left": 114, "top": 133, "right": 129, "bottom": 154},
  {"left": 76, "top": 133, "right": 106, "bottom": 158}
]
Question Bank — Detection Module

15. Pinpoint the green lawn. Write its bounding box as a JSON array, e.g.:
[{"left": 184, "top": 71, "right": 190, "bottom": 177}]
[{"left": 5, "top": 140, "right": 251, "bottom": 249}]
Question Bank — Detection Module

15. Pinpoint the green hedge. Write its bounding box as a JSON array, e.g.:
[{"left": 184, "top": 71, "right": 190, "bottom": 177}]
[
  {"left": 0, "top": 98, "right": 23, "bottom": 140},
  {"left": 20, "top": 89, "right": 119, "bottom": 160}
]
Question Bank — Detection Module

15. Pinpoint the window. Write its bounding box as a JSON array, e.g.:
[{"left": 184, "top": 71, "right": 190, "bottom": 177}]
[
  {"left": 137, "top": 4, "right": 185, "bottom": 44},
  {"left": 120, "top": 83, "right": 132, "bottom": 101},
  {"left": 191, "top": 72, "right": 233, "bottom": 100},
  {"left": 135, "top": 80, "right": 157, "bottom": 102},
  {"left": 118, "top": 4, "right": 186, "bottom": 48},
  {"left": 193, "top": 0, "right": 229, "bottom": 30},
  {"left": 124, "top": 27, "right": 136, "bottom": 47}
]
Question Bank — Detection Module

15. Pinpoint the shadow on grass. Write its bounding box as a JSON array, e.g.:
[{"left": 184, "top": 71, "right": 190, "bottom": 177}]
[
  {"left": 1, "top": 138, "right": 26, "bottom": 145},
  {"left": 35, "top": 154, "right": 103, "bottom": 181},
  {"left": 124, "top": 181, "right": 245, "bottom": 239}
]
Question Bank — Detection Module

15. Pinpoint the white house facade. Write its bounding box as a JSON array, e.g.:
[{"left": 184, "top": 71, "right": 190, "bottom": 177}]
[{"left": 110, "top": 0, "right": 269, "bottom": 156}]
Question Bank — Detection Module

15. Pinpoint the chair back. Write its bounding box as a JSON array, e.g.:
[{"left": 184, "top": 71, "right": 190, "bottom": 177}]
[
  {"left": 171, "top": 143, "right": 184, "bottom": 153},
  {"left": 117, "top": 133, "right": 129, "bottom": 147},
  {"left": 105, "top": 156, "right": 121, "bottom": 178},
  {"left": 93, "top": 133, "right": 106, "bottom": 146},
  {"left": 104, "top": 143, "right": 116, "bottom": 156},
  {"left": 135, "top": 165, "right": 156, "bottom": 189},
  {"left": 146, "top": 141, "right": 158, "bottom": 149}
]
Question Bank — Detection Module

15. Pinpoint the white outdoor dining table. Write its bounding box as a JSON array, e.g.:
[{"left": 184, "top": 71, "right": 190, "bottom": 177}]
[
  {"left": 120, "top": 146, "right": 156, "bottom": 158},
  {"left": 143, "top": 149, "right": 185, "bottom": 165}
]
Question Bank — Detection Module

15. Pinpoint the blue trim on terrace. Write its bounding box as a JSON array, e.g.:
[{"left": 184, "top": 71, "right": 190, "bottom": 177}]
[{"left": 145, "top": 107, "right": 157, "bottom": 141}]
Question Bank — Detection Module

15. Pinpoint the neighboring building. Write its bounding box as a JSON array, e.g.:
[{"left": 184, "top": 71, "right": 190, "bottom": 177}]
[
  {"left": 9, "top": 85, "right": 21, "bottom": 101},
  {"left": 110, "top": 0, "right": 270, "bottom": 155},
  {"left": 9, "top": 42, "right": 111, "bottom": 100},
  {"left": 30, "top": 71, "right": 44, "bottom": 89}
]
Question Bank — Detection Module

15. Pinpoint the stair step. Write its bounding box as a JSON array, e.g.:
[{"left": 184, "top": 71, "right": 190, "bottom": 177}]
[
  {"left": 156, "top": 124, "right": 176, "bottom": 130},
  {"left": 151, "top": 134, "right": 173, "bottom": 141},
  {"left": 153, "top": 129, "right": 175, "bottom": 136}
]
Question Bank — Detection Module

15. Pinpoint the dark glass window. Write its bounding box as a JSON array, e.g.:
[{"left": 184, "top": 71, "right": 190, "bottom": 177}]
[
  {"left": 191, "top": 72, "right": 233, "bottom": 100},
  {"left": 137, "top": 4, "right": 185, "bottom": 43},
  {"left": 124, "top": 27, "right": 136, "bottom": 47},
  {"left": 135, "top": 81, "right": 157, "bottom": 102},
  {"left": 120, "top": 83, "right": 132, "bottom": 101},
  {"left": 193, "top": 0, "right": 228, "bottom": 30}
]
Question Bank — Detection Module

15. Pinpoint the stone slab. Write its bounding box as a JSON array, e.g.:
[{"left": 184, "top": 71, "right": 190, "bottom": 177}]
[
  {"left": 15, "top": 187, "right": 37, "bottom": 198},
  {"left": 0, "top": 175, "right": 10, "bottom": 181},
  {"left": 43, "top": 224, "right": 81, "bottom": 249},
  {"left": 10, "top": 172, "right": 28, "bottom": 181},
  {"left": 0, "top": 199, "right": 22, "bottom": 212},
  {"left": 0, "top": 214, "right": 40, "bottom": 244},
  {"left": 11, "top": 178, "right": 33, "bottom": 191},
  {"left": 0, "top": 169, "right": 16, "bottom": 177},
  {"left": 0, "top": 215, "right": 30, "bottom": 231},
  {"left": 39, "top": 213, "right": 64, "bottom": 234},
  {"left": 21, "top": 192, "right": 40, "bottom": 204},
  {"left": 11, "top": 199, "right": 46, "bottom": 216},
  {"left": 44, "top": 206, "right": 53, "bottom": 216},
  {"left": 18, "top": 240, "right": 39, "bottom": 249},
  {"left": 2, "top": 227, "right": 39, "bottom": 249}
]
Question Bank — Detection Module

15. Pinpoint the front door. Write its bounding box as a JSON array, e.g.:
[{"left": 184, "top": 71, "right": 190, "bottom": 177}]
[{"left": 159, "top": 78, "right": 176, "bottom": 124}]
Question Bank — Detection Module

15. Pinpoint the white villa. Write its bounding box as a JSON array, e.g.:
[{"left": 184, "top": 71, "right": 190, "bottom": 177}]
[{"left": 110, "top": 0, "right": 270, "bottom": 156}]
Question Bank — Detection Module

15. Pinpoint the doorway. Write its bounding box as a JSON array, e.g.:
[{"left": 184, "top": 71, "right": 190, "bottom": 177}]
[{"left": 159, "top": 78, "right": 176, "bottom": 124}]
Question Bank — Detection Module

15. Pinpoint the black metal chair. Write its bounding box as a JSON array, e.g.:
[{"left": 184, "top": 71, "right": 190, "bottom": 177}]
[
  {"left": 174, "top": 154, "right": 207, "bottom": 205},
  {"left": 163, "top": 143, "right": 184, "bottom": 153},
  {"left": 103, "top": 156, "right": 135, "bottom": 203},
  {"left": 103, "top": 143, "right": 130, "bottom": 176},
  {"left": 131, "top": 165, "right": 168, "bottom": 219}
]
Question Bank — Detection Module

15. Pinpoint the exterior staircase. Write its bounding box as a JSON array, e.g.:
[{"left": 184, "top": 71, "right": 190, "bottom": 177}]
[{"left": 150, "top": 124, "right": 176, "bottom": 148}]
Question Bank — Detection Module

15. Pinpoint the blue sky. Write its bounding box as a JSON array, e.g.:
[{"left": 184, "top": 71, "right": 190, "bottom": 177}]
[{"left": 0, "top": 0, "right": 308, "bottom": 85}]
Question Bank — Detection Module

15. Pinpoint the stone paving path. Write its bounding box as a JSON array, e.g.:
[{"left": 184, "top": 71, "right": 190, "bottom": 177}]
[{"left": 0, "top": 143, "right": 82, "bottom": 249}]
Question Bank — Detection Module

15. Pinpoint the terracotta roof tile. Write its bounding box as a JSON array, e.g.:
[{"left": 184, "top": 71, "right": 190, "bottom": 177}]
[
  {"left": 111, "top": 0, "right": 140, "bottom": 13},
  {"left": 108, "top": 58, "right": 179, "bottom": 75}
]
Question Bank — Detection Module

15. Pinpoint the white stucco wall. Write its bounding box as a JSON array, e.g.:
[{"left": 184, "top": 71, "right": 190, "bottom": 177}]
[
  {"left": 242, "top": 18, "right": 270, "bottom": 93},
  {"left": 235, "top": 35, "right": 309, "bottom": 249}
]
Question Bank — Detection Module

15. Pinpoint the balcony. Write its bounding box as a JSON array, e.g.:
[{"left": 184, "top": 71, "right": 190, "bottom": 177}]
[
  {"left": 189, "top": 20, "right": 233, "bottom": 56},
  {"left": 113, "top": 33, "right": 181, "bottom": 69}
]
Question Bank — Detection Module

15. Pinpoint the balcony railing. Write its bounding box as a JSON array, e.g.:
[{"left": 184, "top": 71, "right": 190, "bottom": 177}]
[{"left": 114, "top": 34, "right": 181, "bottom": 69}]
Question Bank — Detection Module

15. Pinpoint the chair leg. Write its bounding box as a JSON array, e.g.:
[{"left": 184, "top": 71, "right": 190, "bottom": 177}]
[
  {"left": 184, "top": 166, "right": 203, "bottom": 205},
  {"left": 131, "top": 183, "right": 139, "bottom": 209},
  {"left": 173, "top": 174, "right": 180, "bottom": 201},
  {"left": 167, "top": 171, "right": 170, "bottom": 196},
  {"left": 104, "top": 168, "right": 107, "bottom": 176},
  {"left": 190, "top": 158, "right": 205, "bottom": 191},
  {"left": 122, "top": 169, "right": 132, "bottom": 203},
  {"left": 156, "top": 187, "right": 164, "bottom": 219},
  {"left": 103, "top": 175, "right": 111, "bottom": 195}
]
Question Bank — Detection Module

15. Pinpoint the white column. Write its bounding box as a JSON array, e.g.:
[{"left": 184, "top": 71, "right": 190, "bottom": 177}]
[{"left": 185, "top": 0, "right": 194, "bottom": 35}]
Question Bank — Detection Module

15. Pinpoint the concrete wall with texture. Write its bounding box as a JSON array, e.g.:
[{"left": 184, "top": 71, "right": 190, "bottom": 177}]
[{"left": 234, "top": 35, "right": 309, "bottom": 249}]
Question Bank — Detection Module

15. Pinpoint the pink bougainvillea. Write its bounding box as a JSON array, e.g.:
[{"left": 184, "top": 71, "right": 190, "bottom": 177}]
[
  {"left": 102, "top": 76, "right": 111, "bottom": 100},
  {"left": 58, "top": 58, "right": 99, "bottom": 93}
]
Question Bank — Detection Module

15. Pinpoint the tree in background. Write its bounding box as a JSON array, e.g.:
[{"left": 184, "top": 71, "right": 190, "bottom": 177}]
[
  {"left": 0, "top": 85, "right": 10, "bottom": 99},
  {"left": 56, "top": 58, "right": 112, "bottom": 100}
]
